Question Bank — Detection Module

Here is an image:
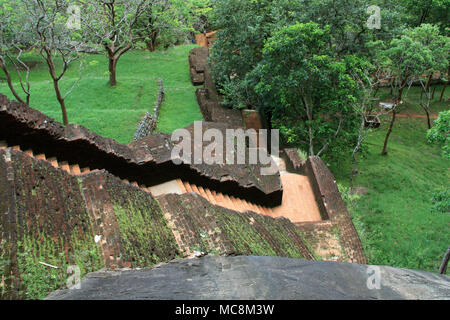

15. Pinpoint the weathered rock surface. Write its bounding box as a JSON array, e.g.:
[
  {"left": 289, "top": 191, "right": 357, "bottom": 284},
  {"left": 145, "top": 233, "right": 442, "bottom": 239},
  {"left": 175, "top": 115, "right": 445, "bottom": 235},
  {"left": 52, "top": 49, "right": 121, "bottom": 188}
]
[{"left": 45, "top": 255, "right": 450, "bottom": 300}]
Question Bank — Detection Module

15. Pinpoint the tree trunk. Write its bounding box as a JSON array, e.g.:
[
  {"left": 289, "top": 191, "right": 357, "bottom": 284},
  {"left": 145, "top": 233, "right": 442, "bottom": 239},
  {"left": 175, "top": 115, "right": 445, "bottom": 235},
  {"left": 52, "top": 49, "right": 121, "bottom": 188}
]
[
  {"left": 350, "top": 118, "right": 365, "bottom": 192},
  {"left": 382, "top": 83, "right": 405, "bottom": 155},
  {"left": 0, "top": 58, "right": 27, "bottom": 105},
  {"left": 43, "top": 47, "right": 69, "bottom": 126},
  {"left": 53, "top": 79, "right": 69, "bottom": 126},
  {"left": 109, "top": 57, "right": 118, "bottom": 86},
  {"left": 440, "top": 82, "right": 448, "bottom": 102},
  {"left": 381, "top": 109, "right": 396, "bottom": 155},
  {"left": 425, "top": 108, "right": 431, "bottom": 129},
  {"left": 146, "top": 31, "right": 158, "bottom": 52},
  {"left": 440, "top": 66, "right": 450, "bottom": 102},
  {"left": 431, "top": 85, "right": 437, "bottom": 100},
  {"left": 440, "top": 247, "right": 450, "bottom": 275},
  {"left": 425, "top": 73, "right": 433, "bottom": 91}
]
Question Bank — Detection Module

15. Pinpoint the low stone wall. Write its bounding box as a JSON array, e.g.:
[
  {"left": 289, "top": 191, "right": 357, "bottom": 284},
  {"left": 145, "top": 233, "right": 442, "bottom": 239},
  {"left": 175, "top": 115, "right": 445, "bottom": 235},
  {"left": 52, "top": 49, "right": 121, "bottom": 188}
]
[
  {"left": 298, "top": 157, "right": 367, "bottom": 264},
  {"left": 189, "top": 48, "right": 244, "bottom": 128}
]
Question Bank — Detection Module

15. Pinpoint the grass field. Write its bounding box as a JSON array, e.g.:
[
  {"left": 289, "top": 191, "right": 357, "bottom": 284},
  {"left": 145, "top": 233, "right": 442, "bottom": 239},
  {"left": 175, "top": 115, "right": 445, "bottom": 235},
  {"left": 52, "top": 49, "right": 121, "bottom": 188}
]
[
  {"left": 332, "top": 86, "right": 449, "bottom": 273},
  {"left": 0, "top": 45, "right": 203, "bottom": 144}
]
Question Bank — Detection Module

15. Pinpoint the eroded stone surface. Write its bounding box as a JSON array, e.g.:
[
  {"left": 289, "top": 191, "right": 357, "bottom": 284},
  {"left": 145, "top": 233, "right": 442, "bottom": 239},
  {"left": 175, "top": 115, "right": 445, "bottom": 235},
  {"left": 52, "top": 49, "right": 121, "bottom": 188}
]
[{"left": 45, "top": 255, "right": 450, "bottom": 300}]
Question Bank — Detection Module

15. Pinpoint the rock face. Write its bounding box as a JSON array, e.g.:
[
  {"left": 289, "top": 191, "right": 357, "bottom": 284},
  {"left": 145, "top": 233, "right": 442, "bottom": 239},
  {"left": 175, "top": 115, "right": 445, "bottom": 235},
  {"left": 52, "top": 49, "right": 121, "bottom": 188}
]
[{"left": 45, "top": 255, "right": 450, "bottom": 300}]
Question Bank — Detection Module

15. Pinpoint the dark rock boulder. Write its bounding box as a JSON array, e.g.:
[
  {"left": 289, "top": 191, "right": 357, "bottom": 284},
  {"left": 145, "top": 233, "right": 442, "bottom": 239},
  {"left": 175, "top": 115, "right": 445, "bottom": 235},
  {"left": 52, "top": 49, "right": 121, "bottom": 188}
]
[{"left": 46, "top": 255, "right": 450, "bottom": 300}]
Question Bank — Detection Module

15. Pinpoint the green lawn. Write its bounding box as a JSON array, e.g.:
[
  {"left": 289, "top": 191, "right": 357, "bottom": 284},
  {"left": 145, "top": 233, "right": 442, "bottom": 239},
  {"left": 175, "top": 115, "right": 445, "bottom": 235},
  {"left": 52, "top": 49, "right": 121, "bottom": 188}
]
[
  {"left": 0, "top": 45, "right": 203, "bottom": 144},
  {"left": 332, "top": 86, "right": 449, "bottom": 273}
]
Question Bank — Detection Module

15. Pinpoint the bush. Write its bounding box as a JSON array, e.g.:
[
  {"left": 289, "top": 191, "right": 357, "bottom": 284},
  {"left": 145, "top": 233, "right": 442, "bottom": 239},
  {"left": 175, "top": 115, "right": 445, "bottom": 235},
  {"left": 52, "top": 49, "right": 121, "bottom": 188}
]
[
  {"left": 431, "top": 188, "right": 450, "bottom": 213},
  {"left": 427, "top": 110, "right": 450, "bottom": 159}
]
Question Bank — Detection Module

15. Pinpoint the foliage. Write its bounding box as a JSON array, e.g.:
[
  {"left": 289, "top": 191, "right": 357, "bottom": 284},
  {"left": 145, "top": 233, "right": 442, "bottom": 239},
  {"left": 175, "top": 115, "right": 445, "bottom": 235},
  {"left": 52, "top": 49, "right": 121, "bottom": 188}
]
[
  {"left": 431, "top": 188, "right": 450, "bottom": 213},
  {"left": 210, "top": 0, "right": 404, "bottom": 111},
  {"left": 296, "top": 149, "right": 308, "bottom": 162},
  {"left": 133, "top": 0, "right": 207, "bottom": 52},
  {"left": 80, "top": 0, "right": 150, "bottom": 86},
  {"left": 401, "top": 0, "right": 450, "bottom": 30},
  {"left": 252, "top": 23, "right": 361, "bottom": 159},
  {"left": 338, "top": 183, "right": 361, "bottom": 211},
  {"left": 427, "top": 110, "right": 450, "bottom": 159}
]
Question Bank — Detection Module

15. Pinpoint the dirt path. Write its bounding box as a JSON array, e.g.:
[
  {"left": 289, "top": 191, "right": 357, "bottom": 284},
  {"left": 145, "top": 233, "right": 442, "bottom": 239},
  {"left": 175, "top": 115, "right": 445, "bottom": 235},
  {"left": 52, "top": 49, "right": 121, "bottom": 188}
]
[{"left": 397, "top": 113, "right": 439, "bottom": 120}]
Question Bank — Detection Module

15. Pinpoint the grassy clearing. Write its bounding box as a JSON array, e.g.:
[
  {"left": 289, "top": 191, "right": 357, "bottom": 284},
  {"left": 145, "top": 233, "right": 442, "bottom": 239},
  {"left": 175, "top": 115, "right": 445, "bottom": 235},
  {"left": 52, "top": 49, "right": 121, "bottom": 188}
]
[
  {"left": 0, "top": 45, "right": 203, "bottom": 144},
  {"left": 332, "top": 86, "right": 449, "bottom": 273}
]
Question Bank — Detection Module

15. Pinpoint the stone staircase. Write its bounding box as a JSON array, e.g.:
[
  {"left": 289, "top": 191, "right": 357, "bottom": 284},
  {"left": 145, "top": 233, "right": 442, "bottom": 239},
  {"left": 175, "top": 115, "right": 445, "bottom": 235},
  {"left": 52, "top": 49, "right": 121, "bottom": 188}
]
[
  {"left": 177, "top": 179, "right": 273, "bottom": 216},
  {"left": 1, "top": 140, "right": 322, "bottom": 223},
  {"left": 176, "top": 174, "right": 322, "bottom": 223}
]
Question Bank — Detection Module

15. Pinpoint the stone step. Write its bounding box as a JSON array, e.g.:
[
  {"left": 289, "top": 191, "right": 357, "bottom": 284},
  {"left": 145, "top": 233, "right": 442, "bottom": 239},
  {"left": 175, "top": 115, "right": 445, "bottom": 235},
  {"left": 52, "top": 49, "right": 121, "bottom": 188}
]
[
  {"left": 81, "top": 167, "right": 91, "bottom": 174},
  {"left": 204, "top": 188, "right": 217, "bottom": 205},
  {"left": 213, "top": 191, "right": 225, "bottom": 205},
  {"left": 24, "top": 149, "right": 34, "bottom": 157},
  {"left": 70, "top": 164, "right": 81, "bottom": 175},
  {"left": 47, "top": 157, "right": 58, "bottom": 168},
  {"left": 245, "top": 200, "right": 258, "bottom": 214},
  {"left": 197, "top": 186, "right": 209, "bottom": 201},
  {"left": 35, "top": 154, "right": 46, "bottom": 161},
  {"left": 190, "top": 184, "right": 200, "bottom": 195},
  {"left": 235, "top": 197, "right": 246, "bottom": 212},
  {"left": 184, "top": 181, "right": 193, "bottom": 193},
  {"left": 59, "top": 161, "right": 71, "bottom": 173},
  {"left": 223, "top": 195, "right": 237, "bottom": 212},
  {"left": 177, "top": 179, "right": 187, "bottom": 193}
]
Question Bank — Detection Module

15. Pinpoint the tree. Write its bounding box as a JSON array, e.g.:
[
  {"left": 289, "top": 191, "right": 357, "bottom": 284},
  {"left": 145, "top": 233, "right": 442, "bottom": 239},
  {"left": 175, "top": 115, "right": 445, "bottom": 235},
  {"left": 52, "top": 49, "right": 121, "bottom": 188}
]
[
  {"left": 427, "top": 110, "right": 450, "bottom": 159},
  {"left": 81, "top": 0, "right": 149, "bottom": 86},
  {"left": 253, "top": 23, "right": 360, "bottom": 159},
  {"left": 0, "top": 0, "right": 31, "bottom": 105},
  {"left": 210, "top": 0, "right": 403, "bottom": 111},
  {"left": 344, "top": 56, "right": 378, "bottom": 191},
  {"left": 378, "top": 28, "right": 434, "bottom": 155},
  {"left": 210, "top": 0, "right": 276, "bottom": 110},
  {"left": 133, "top": 0, "right": 209, "bottom": 52},
  {"left": 19, "top": 0, "right": 87, "bottom": 125},
  {"left": 410, "top": 24, "right": 449, "bottom": 128},
  {"left": 401, "top": 0, "right": 450, "bottom": 29}
]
